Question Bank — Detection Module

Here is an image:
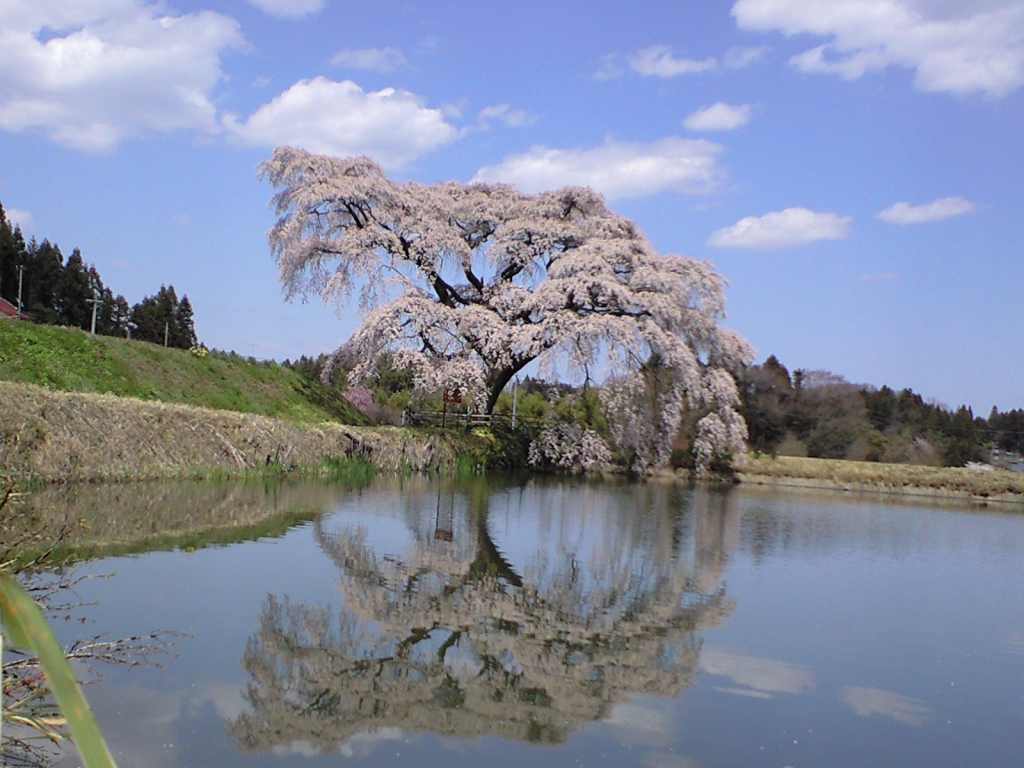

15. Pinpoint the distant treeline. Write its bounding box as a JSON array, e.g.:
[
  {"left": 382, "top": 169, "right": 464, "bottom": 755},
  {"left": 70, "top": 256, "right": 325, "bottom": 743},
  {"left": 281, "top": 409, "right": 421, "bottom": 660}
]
[
  {"left": 286, "top": 351, "right": 1022, "bottom": 469},
  {"left": 739, "top": 355, "right": 1024, "bottom": 466},
  {"left": 0, "top": 202, "right": 197, "bottom": 348}
]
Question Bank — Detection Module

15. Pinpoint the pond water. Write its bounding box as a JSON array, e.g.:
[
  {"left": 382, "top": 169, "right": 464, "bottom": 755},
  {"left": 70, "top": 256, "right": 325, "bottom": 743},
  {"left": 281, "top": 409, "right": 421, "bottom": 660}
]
[{"left": 19, "top": 476, "right": 1024, "bottom": 768}]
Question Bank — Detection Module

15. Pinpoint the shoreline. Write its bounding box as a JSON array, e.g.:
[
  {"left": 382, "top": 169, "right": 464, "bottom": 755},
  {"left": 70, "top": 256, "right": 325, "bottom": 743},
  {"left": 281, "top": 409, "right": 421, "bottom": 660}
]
[
  {"left": 0, "top": 380, "right": 457, "bottom": 485},
  {"left": 4, "top": 381, "right": 1023, "bottom": 509},
  {"left": 733, "top": 455, "right": 1024, "bottom": 508}
]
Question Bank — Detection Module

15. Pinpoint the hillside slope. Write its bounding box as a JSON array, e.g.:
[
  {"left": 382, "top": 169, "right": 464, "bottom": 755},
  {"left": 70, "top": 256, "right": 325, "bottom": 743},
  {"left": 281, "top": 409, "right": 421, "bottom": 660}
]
[{"left": 0, "top": 321, "right": 365, "bottom": 425}]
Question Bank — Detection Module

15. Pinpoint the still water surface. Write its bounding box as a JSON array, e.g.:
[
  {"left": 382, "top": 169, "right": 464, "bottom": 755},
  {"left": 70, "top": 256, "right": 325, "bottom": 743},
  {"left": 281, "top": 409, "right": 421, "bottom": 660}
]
[{"left": 25, "top": 476, "right": 1024, "bottom": 767}]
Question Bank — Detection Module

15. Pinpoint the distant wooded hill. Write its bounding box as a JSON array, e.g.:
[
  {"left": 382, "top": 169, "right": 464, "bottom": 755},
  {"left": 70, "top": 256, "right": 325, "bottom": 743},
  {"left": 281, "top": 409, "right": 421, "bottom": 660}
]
[{"left": 739, "top": 356, "right": 1023, "bottom": 467}]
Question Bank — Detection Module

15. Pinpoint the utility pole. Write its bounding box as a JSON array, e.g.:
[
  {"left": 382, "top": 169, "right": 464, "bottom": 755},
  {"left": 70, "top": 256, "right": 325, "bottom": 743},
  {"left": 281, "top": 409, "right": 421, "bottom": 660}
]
[
  {"left": 164, "top": 321, "right": 169, "bottom": 347},
  {"left": 86, "top": 288, "right": 101, "bottom": 335},
  {"left": 16, "top": 263, "right": 24, "bottom": 319},
  {"left": 512, "top": 376, "right": 519, "bottom": 429}
]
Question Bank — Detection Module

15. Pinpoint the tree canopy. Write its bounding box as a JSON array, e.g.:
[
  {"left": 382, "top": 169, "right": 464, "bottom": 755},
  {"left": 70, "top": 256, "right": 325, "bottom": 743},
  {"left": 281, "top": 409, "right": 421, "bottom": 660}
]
[
  {"left": 0, "top": 202, "right": 198, "bottom": 348},
  {"left": 261, "top": 147, "right": 752, "bottom": 471},
  {"left": 130, "top": 285, "right": 197, "bottom": 348}
]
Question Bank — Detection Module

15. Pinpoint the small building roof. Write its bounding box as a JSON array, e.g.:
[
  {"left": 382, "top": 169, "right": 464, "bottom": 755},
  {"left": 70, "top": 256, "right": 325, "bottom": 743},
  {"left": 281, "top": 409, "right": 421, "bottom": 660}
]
[{"left": 0, "top": 296, "right": 32, "bottom": 320}]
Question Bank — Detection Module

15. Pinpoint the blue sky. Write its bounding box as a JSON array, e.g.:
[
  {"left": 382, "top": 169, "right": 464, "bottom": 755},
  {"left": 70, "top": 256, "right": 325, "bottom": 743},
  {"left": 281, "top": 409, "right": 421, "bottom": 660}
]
[{"left": 1, "top": 0, "right": 1021, "bottom": 411}]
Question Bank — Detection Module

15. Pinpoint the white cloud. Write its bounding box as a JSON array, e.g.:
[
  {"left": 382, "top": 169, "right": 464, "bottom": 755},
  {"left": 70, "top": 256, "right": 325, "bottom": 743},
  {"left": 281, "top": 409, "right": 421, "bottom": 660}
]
[
  {"left": 0, "top": 1, "right": 244, "bottom": 151},
  {"left": 877, "top": 195, "right": 975, "bottom": 223},
  {"left": 724, "top": 45, "right": 770, "bottom": 68},
  {"left": 593, "top": 53, "right": 625, "bottom": 80},
  {"left": 841, "top": 686, "right": 932, "bottom": 725},
  {"left": 708, "top": 207, "right": 852, "bottom": 248},
  {"left": 5, "top": 207, "right": 34, "bottom": 231},
  {"left": 246, "top": 0, "right": 324, "bottom": 18},
  {"left": 224, "top": 77, "right": 458, "bottom": 169},
  {"left": 683, "top": 102, "right": 752, "bottom": 131},
  {"left": 732, "top": 0, "right": 1024, "bottom": 97},
  {"left": 477, "top": 103, "right": 530, "bottom": 128},
  {"left": 629, "top": 45, "right": 717, "bottom": 76},
  {"left": 599, "top": 44, "right": 760, "bottom": 79},
  {"left": 331, "top": 47, "right": 406, "bottom": 72},
  {"left": 473, "top": 137, "right": 725, "bottom": 200}
]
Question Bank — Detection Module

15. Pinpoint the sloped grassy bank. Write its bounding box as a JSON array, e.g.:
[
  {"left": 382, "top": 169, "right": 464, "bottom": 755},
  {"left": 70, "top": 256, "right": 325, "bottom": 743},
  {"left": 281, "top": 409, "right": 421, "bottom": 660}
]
[
  {"left": 0, "top": 380, "right": 473, "bottom": 484},
  {"left": 0, "top": 320, "right": 366, "bottom": 424}
]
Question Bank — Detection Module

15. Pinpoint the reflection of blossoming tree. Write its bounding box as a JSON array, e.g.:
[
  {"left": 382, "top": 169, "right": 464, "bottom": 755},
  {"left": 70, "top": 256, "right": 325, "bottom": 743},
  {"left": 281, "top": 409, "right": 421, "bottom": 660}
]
[
  {"left": 260, "top": 148, "right": 752, "bottom": 471},
  {"left": 229, "top": 482, "right": 737, "bottom": 752}
]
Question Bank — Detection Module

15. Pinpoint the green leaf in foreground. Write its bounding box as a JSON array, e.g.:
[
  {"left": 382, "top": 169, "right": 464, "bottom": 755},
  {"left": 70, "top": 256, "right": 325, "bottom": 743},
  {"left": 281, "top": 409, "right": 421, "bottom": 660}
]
[{"left": 0, "top": 573, "right": 119, "bottom": 768}]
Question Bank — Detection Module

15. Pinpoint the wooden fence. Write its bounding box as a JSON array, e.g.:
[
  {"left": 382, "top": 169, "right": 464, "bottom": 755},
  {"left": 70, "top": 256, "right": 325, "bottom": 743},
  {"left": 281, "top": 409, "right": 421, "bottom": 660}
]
[{"left": 404, "top": 407, "right": 543, "bottom": 429}]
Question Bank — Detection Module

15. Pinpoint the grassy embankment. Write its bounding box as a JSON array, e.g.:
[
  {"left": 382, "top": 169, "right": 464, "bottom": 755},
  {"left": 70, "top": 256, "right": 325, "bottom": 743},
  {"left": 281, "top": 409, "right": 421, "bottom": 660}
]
[
  {"left": 0, "top": 321, "right": 472, "bottom": 484},
  {"left": 738, "top": 454, "right": 1024, "bottom": 505},
  {"left": 0, "top": 319, "right": 366, "bottom": 424}
]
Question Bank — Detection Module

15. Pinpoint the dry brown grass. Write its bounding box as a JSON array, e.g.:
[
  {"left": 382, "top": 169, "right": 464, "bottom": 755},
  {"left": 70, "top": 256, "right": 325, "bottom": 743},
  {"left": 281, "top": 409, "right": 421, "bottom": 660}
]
[
  {"left": 739, "top": 454, "right": 1024, "bottom": 503},
  {"left": 0, "top": 381, "right": 454, "bottom": 484}
]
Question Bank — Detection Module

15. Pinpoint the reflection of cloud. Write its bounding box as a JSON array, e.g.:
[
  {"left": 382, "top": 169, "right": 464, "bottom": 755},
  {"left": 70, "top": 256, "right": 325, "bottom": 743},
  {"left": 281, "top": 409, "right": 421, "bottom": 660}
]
[
  {"left": 272, "top": 740, "right": 321, "bottom": 758},
  {"left": 1006, "top": 631, "right": 1024, "bottom": 655},
  {"left": 55, "top": 682, "right": 183, "bottom": 768},
  {"left": 700, "top": 648, "right": 815, "bottom": 697},
  {"left": 606, "top": 698, "right": 675, "bottom": 747},
  {"left": 189, "top": 682, "right": 247, "bottom": 722},
  {"left": 52, "top": 679, "right": 248, "bottom": 768},
  {"left": 841, "top": 686, "right": 932, "bottom": 726},
  {"left": 711, "top": 685, "right": 772, "bottom": 699},
  {"left": 643, "top": 752, "right": 701, "bottom": 768},
  {"left": 340, "top": 727, "right": 405, "bottom": 758},
  {"left": 269, "top": 728, "right": 405, "bottom": 759}
]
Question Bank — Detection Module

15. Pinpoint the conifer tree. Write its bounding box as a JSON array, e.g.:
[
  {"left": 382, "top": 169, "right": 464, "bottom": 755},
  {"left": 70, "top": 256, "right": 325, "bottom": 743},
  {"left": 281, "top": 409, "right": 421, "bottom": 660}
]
[{"left": 0, "top": 203, "right": 28, "bottom": 306}]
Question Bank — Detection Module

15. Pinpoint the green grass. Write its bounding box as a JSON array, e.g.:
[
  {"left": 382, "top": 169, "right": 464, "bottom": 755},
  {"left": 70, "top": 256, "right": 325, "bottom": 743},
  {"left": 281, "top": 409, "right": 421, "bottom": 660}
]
[{"left": 0, "top": 321, "right": 365, "bottom": 425}]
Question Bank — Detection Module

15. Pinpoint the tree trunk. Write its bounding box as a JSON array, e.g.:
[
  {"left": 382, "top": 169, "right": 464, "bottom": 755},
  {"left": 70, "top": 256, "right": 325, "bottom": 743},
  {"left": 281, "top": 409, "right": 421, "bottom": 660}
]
[{"left": 484, "top": 360, "right": 531, "bottom": 415}]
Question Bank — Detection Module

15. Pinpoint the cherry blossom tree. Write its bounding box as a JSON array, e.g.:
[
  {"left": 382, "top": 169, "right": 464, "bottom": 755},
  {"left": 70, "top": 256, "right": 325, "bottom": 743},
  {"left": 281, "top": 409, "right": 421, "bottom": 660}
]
[{"left": 260, "top": 147, "right": 753, "bottom": 470}]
